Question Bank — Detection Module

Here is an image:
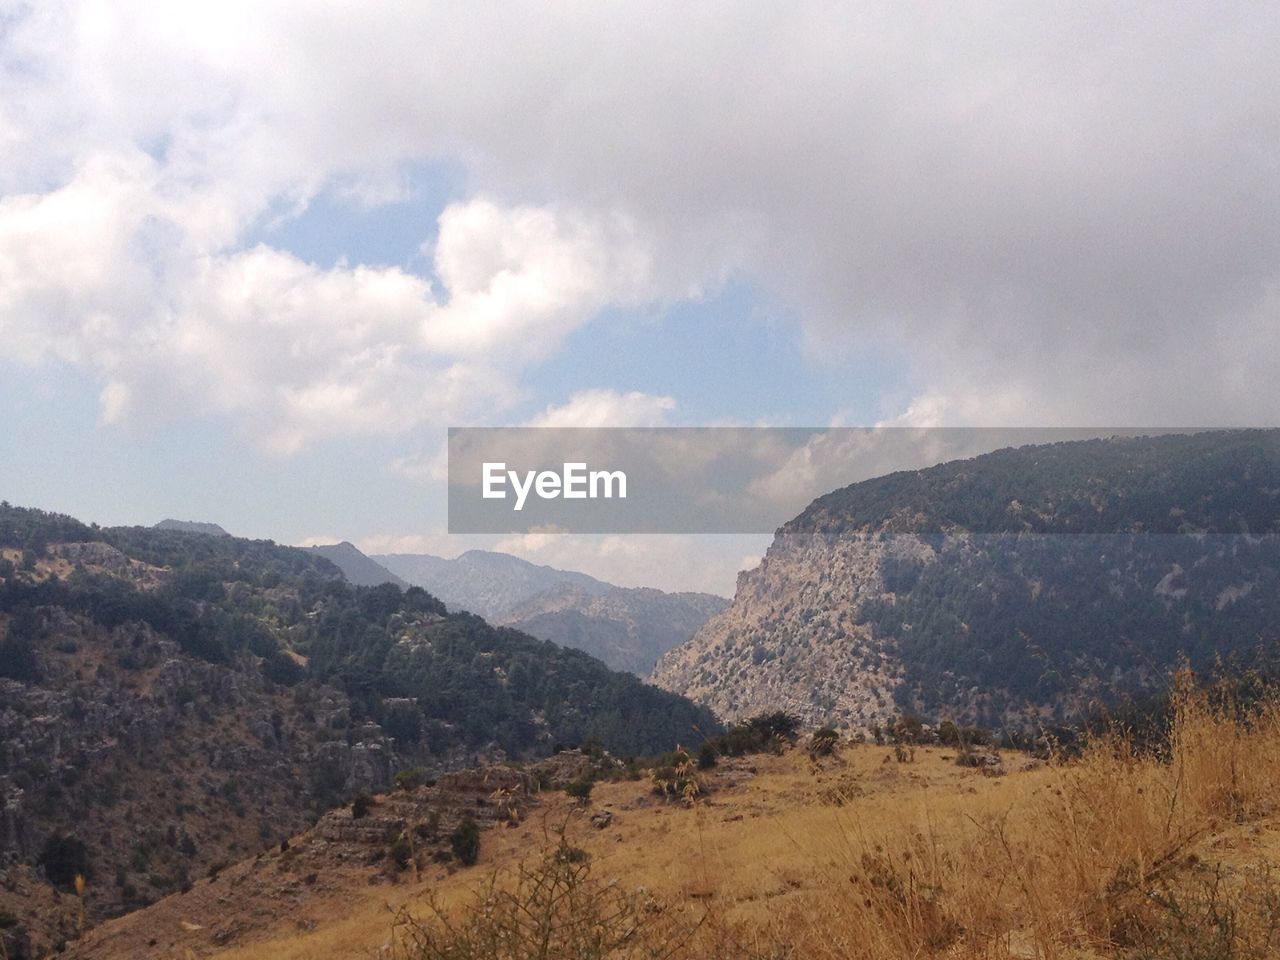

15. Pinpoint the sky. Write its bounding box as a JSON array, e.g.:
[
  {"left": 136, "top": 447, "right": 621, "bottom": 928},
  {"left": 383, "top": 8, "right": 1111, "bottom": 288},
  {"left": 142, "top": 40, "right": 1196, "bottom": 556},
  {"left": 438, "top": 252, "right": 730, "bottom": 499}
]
[{"left": 1, "top": 2, "right": 1278, "bottom": 595}]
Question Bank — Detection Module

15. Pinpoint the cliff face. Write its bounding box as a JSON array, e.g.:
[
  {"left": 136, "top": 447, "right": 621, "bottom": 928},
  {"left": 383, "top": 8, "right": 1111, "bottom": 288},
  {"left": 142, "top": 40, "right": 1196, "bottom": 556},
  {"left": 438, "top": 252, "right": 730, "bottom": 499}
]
[
  {"left": 650, "top": 533, "right": 902, "bottom": 726},
  {"left": 654, "top": 431, "right": 1280, "bottom": 729}
]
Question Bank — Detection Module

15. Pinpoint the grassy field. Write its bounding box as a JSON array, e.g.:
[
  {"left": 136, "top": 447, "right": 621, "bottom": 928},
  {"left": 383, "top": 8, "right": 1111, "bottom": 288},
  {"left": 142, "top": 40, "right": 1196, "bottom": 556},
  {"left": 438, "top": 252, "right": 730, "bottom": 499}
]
[{"left": 183, "top": 680, "right": 1280, "bottom": 960}]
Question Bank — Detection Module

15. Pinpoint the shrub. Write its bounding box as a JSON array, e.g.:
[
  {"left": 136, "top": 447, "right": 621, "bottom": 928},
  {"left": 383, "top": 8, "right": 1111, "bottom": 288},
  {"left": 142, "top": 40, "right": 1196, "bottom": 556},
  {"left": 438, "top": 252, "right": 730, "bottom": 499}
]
[
  {"left": 390, "top": 835, "right": 414, "bottom": 870},
  {"left": 564, "top": 774, "right": 594, "bottom": 803},
  {"left": 651, "top": 746, "right": 702, "bottom": 805},
  {"left": 891, "top": 714, "right": 924, "bottom": 745},
  {"left": 809, "top": 727, "right": 840, "bottom": 758},
  {"left": 937, "top": 720, "right": 961, "bottom": 746},
  {"left": 395, "top": 768, "right": 424, "bottom": 792},
  {"left": 38, "top": 835, "right": 90, "bottom": 891},
  {"left": 416, "top": 811, "right": 441, "bottom": 841},
  {"left": 449, "top": 817, "right": 481, "bottom": 867},
  {"left": 697, "top": 741, "right": 718, "bottom": 769},
  {"left": 390, "top": 836, "right": 675, "bottom": 960},
  {"left": 352, "top": 793, "right": 374, "bottom": 819}
]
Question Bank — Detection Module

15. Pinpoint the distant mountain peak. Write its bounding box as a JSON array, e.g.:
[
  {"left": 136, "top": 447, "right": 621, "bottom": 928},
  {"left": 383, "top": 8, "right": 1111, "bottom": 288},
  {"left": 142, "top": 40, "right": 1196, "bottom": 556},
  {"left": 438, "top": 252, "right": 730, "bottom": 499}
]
[
  {"left": 154, "top": 518, "right": 230, "bottom": 536},
  {"left": 302, "top": 541, "right": 408, "bottom": 589}
]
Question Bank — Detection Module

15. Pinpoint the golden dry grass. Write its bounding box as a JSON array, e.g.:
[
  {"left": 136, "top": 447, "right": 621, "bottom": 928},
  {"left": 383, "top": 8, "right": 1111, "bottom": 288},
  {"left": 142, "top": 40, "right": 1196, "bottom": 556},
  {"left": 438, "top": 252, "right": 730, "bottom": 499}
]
[{"left": 212, "top": 681, "right": 1280, "bottom": 960}]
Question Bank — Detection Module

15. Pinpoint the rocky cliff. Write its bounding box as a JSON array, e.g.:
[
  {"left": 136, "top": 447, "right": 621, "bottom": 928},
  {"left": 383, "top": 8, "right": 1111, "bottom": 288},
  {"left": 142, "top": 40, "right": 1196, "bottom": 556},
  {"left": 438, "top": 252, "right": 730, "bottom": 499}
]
[{"left": 653, "top": 431, "right": 1280, "bottom": 729}]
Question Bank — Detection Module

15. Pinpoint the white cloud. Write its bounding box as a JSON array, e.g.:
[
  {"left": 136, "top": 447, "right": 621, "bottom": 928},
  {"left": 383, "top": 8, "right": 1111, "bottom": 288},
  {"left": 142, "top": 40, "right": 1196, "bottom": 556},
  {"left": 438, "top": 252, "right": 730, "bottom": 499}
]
[
  {"left": 529, "top": 390, "right": 677, "bottom": 428},
  {"left": 5, "top": 0, "right": 1280, "bottom": 454},
  {"left": 424, "top": 202, "right": 664, "bottom": 358},
  {"left": 0, "top": 151, "right": 673, "bottom": 449}
]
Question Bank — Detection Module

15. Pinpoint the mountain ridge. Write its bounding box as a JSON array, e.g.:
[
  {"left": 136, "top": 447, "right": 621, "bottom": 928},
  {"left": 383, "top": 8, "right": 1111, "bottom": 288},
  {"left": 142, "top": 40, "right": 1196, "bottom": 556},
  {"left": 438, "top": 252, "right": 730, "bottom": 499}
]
[
  {"left": 0, "top": 502, "right": 718, "bottom": 947},
  {"left": 302, "top": 541, "right": 408, "bottom": 588},
  {"left": 376, "top": 549, "right": 727, "bottom": 674},
  {"left": 653, "top": 430, "right": 1280, "bottom": 729},
  {"left": 374, "top": 549, "right": 610, "bottom": 621}
]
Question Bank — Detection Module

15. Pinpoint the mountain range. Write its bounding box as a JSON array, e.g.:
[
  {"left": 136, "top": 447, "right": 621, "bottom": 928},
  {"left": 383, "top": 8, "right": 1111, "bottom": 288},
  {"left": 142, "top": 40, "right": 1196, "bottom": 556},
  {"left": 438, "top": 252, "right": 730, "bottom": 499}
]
[
  {"left": 374, "top": 550, "right": 728, "bottom": 675},
  {"left": 374, "top": 550, "right": 609, "bottom": 620},
  {"left": 0, "top": 504, "right": 717, "bottom": 942},
  {"left": 653, "top": 429, "right": 1280, "bottom": 730}
]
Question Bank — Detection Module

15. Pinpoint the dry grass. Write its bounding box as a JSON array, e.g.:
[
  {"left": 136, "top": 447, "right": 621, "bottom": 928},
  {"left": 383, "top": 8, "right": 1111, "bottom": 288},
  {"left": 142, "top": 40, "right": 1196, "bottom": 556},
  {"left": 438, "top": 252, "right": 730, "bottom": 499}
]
[{"left": 210, "top": 678, "right": 1280, "bottom": 960}]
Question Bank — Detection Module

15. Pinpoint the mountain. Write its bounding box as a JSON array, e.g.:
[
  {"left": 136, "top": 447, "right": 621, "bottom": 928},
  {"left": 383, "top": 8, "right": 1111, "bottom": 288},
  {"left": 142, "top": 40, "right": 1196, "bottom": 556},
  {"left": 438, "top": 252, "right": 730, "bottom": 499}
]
[
  {"left": 302, "top": 541, "right": 407, "bottom": 588},
  {"left": 375, "top": 550, "right": 727, "bottom": 675},
  {"left": 375, "top": 550, "right": 609, "bottom": 621},
  {"left": 501, "top": 584, "right": 729, "bottom": 676},
  {"left": 0, "top": 503, "right": 718, "bottom": 945},
  {"left": 154, "top": 519, "right": 229, "bottom": 536},
  {"left": 653, "top": 430, "right": 1280, "bottom": 730}
]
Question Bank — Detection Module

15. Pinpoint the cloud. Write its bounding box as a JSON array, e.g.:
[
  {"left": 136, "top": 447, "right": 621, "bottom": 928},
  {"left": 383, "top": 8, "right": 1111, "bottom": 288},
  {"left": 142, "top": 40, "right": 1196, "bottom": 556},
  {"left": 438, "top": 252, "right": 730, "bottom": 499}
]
[
  {"left": 0, "top": 151, "right": 673, "bottom": 450},
  {"left": 5, "top": 0, "right": 1280, "bottom": 455},
  {"left": 424, "top": 202, "right": 665, "bottom": 358},
  {"left": 529, "top": 390, "right": 677, "bottom": 428}
]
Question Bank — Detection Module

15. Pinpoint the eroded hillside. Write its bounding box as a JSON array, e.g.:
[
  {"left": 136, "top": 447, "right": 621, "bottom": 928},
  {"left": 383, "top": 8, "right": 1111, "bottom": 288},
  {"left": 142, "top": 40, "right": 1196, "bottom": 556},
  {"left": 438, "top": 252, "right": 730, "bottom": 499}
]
[{"left": 654, "top": 431, "right": 1280, "bottom": 727}]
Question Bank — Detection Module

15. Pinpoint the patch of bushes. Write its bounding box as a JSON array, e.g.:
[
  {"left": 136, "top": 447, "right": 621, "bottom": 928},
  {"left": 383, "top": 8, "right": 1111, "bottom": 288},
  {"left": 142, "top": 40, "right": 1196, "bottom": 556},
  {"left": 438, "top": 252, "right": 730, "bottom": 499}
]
[
  {"left": 651, "top": 746, "right": 702, "bottom": 804},
  {"left": 37, "top": 834, "right": 90, "bottom": 891},
  {"left": 390, "top": 836, "right": 675, "bottom": 960},
  {"left": 697, "top": 741, "right": 718, "bottom": 769},
  {"left": 390, "top": 835, "right": 414, "bottom": 870},
  {"left": 695, "top": 711, "right": 802, "bottom": 761},
  {"left": 808, "top": 727, "right": 840, "bottom": 758},
  {"left": 394, "top": 768, "right": 424, "bottom": 792},
  {"left": 352, "top": 793, "right": 374, "bottom": 819},
  {"left": 449, "top": 817, "right": 481, "bottom": 867},
  {"left": 564, "top": 773, "right": 595, "bottom": 803}
]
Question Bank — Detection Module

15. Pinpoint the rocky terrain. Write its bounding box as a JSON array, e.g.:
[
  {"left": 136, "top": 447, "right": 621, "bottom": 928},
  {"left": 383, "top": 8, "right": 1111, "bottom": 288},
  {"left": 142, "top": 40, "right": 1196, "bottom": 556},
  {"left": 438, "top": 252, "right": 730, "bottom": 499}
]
[
  {"left": 651, "top": 533, "right": 911, "bottom": 728},
  {"left": 654, "top": 430, "right": 1280, "bottom": 729},
  {"left": 64, "top": 764, "right": 541, "bottom": 959}
]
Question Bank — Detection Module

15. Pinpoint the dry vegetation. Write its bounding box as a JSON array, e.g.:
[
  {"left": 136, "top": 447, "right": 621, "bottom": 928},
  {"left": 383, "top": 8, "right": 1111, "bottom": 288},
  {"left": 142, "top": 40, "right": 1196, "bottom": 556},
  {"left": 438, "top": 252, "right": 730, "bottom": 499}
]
[{"left": 72, "top": 676, "right": 1280, "bottom": 960}]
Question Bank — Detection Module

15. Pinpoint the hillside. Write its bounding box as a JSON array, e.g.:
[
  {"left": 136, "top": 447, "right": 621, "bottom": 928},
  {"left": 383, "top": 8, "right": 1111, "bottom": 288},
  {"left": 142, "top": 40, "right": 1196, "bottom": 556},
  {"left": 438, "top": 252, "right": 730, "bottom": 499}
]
[
  {"left": 653, "top": 430, "right": 1280, "bottom": 728},
  {"left": 377, "top": 550, "right": 726, "bottom": 675},
  {"left": 375, "top": 550, "right": 609, "bottom": 621},
  {"left": 501, "top": 584, "right": 729, "bottom": 675},
  {"left": 59, "top": 684, "right": 1280, "bottom": 960},
  {"left": 301, "top": 542, "right": 408, "bottom": 588},
  {"left": 0, "top": 503, "right": 718, "bottom": 952}
]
